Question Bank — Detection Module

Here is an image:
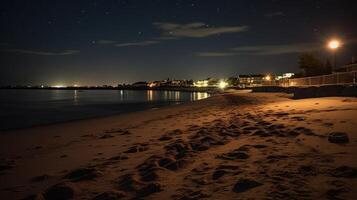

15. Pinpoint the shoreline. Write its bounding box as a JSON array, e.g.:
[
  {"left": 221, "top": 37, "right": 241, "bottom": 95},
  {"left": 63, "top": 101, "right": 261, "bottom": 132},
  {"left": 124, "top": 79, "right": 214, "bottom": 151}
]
[
  {"left": 1, "top": 92, "right": 356, "bottom": 199},
  {"left": 0, "top": 101, "right": 188, "bottom": 132},
  {"left": 0, "top": 89, "right": 217, "bottom": 132},
  {"left": 0, "top": 86, "right": 224, "bottom": 94}
]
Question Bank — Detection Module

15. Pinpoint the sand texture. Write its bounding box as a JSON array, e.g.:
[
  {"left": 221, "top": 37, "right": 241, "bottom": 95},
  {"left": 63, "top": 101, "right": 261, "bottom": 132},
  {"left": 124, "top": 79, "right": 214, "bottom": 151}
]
[{"left": 1, "top": 92, "right": 357, "bottom": 200}]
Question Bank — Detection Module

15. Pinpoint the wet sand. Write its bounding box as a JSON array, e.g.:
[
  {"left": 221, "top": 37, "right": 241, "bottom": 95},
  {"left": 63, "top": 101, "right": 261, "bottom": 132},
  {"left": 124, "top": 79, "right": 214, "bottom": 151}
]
[{"left": 0, "top": 91, "right": 356, "bottom": 200}]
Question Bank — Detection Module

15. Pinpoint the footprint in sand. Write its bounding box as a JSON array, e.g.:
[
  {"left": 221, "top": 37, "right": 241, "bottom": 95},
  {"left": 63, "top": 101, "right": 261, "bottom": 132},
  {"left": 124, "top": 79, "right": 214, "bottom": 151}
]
[{"left": 124, "top": 144, "right": 149, "bottom": 153}]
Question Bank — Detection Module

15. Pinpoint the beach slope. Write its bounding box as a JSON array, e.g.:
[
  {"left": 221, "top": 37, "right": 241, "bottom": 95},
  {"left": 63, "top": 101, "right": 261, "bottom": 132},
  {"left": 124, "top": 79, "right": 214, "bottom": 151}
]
[{"left": 1, "top": 92, "right": 357, "bottom": 199}]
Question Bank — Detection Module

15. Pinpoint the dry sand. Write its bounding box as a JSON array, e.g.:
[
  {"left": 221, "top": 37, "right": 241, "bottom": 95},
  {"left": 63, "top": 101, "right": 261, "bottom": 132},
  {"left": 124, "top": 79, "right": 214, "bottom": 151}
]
[{"left": 0, "top": 91, "right": 356, "bottom": 200}]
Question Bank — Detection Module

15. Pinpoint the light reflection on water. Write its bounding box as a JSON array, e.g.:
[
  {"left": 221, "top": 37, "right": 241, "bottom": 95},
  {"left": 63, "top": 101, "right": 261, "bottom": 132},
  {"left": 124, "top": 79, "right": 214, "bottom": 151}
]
[
  {"left": 145, "top": 90, "right": 208, "bottom": 102},
  {"left": 0, "top": 89, "right": 210, "bottom": 130},
  {"left": 0, "top": 89, "right": 210, "bottom": 104}
]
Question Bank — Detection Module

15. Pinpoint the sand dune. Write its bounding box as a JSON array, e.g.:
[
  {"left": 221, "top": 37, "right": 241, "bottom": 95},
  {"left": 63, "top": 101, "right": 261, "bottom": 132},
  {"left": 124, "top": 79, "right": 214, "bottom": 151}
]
[{"left": 0, "top": 92, "right": 356, "bottom": 199}]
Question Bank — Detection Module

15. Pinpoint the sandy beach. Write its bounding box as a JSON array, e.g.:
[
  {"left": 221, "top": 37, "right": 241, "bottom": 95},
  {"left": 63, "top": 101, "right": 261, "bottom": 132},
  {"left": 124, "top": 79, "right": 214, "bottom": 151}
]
[{"left": 1, "top": 91, "right": 356, "bottom": 200}]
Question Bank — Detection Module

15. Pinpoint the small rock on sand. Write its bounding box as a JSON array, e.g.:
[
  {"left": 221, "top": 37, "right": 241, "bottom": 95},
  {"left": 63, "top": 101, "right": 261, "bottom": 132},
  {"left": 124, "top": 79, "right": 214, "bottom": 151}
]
[
  {"left": 233, "top": 179, "right": 263, "bottom": 193},
  {"left": 328, "top": 132, "right": 349, "bottom": 144}
]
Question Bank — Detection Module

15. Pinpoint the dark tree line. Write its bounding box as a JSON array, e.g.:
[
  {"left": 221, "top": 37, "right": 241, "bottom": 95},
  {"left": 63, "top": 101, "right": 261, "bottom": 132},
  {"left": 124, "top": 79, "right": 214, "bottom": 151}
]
[{"left": 296, "top": 53, "right": 332, "bottom": 77}]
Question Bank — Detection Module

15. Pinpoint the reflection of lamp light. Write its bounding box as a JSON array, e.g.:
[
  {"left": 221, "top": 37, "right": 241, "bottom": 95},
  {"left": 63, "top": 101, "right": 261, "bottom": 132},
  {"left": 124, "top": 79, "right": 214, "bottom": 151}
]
[
  {"left": 218, "top": 80, "right": 228, "bottom": 89},
  {"left": 147, "top": 90, "right": 153, "bottom": 101}
]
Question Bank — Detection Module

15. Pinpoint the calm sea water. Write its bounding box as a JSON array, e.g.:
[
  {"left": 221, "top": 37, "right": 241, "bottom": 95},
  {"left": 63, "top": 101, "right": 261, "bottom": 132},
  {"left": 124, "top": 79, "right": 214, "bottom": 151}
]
[{"left": 0, "top": 89, "right": 210, "bottom": 131}]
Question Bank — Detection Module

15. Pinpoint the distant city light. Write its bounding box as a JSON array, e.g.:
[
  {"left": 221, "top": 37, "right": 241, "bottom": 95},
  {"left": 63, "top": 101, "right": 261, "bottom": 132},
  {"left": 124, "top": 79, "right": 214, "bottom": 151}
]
[
  {"left": 328, "top": 39, "right": 341, "bottom": 50},
  {"left": 52, "top": 85, "right": 66, "bottom": 88},
  {"left": 148, "top": 82, "right": 156, "bottom": 88},
  {"left": 265, "top": 75, "right": 271, "bottom": 81},
  {"left": 218, "top": 80, "right": 228, "bottom": 89},
  {"left": 275, "top": 73, "right": 295, "bottom": 80},
  {"left": 194, "top": 80, "right": 209, "bottom": 87}
]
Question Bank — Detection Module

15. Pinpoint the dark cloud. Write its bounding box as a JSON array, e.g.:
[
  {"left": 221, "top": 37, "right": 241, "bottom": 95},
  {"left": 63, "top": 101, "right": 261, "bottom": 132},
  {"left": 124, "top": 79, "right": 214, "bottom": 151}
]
[
  {"left": 153, "top": 22, "right": 248, "bottom": 38},
  {"left": 197, "top": 43, "right": 321, "bottom": 57},
  {"left": 115, "top": 40, "right": 160, "bottom": 47},
  {"left": 97, "top": 40, "right": 117, "bottom": 44},
  {"left": 1, "top": 49, "right": 80, "bottom": 56}
]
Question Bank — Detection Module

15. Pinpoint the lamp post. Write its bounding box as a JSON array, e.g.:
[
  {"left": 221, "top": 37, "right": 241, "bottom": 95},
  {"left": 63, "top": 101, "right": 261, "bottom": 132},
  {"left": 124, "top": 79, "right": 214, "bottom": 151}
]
[{"left": 328, "top": 39, "right": 341, "bottom": 71}]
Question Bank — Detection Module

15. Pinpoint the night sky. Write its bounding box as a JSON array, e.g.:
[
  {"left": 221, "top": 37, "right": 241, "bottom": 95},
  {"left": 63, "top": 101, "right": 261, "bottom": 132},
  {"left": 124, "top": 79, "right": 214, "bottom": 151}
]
[{"left": 0, "top": 0, "right": 356, "bottom": 86}]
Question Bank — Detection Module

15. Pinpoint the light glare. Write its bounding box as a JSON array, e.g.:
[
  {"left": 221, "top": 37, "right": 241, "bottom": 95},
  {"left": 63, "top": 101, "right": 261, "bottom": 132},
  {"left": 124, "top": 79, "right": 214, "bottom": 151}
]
[
  {"left": 328, "top": 40, "right": 340, "bottom": 49},
  {"left": 218, "top": 80, "right": 228, "bottom": 89}
]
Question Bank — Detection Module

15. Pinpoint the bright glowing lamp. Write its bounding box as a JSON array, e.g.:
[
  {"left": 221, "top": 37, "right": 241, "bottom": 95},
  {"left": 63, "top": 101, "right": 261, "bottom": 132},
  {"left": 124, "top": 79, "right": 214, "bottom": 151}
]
[
  {"left": 265, "top": 75, "right": 271, "bottom": 81},
  {"left": 218, "top": 80, "right": 228, "bottom": 89},
  {"left": 327, "top": 39, "right": 342, "bottom": 69},
  {"left": 328, "top": 40, "right": 340, "bottom": 50}
]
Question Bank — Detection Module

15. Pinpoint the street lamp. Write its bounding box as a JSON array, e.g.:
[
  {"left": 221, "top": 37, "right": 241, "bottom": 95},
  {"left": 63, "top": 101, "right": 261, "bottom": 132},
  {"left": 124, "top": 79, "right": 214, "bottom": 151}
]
[
  {"left": 328, "top": 39, "right": 341, "bottom": 70},
  {"left": 218, "top": 80, "right": 228, "bottom": 89}
]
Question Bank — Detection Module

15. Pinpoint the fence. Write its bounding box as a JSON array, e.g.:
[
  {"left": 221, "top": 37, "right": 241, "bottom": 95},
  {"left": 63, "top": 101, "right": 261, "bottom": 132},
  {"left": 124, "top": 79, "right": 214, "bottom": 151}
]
[{"left": 263, "top": 71, "right": 357, "bottom": 87}]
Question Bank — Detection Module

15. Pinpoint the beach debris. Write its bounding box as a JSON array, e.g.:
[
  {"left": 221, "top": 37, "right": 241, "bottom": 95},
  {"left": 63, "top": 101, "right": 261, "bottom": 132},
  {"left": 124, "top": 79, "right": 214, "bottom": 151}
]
[
  {"left": 93, "top": 191, "right": 126, "bottom": 200},
  {"left": 64, "top": 167, "right": 101, "bottom": 181},
  {"left": 328, "top": 132, "right": 349, "bottom": 144},
  {"left": 329, "top": 166, "right": 357, "bottom": 178},
  {"left": 233, "top": 179, "right": 263, "bottom": 193}
]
